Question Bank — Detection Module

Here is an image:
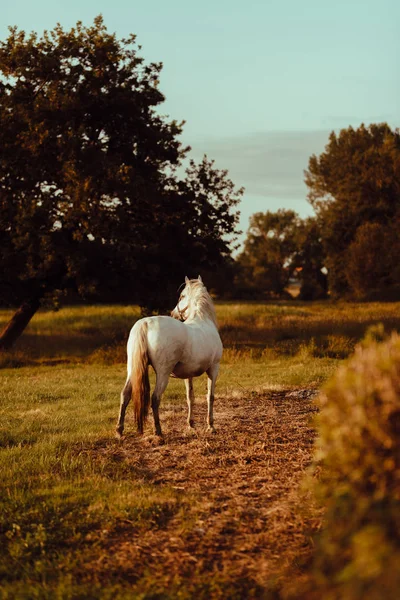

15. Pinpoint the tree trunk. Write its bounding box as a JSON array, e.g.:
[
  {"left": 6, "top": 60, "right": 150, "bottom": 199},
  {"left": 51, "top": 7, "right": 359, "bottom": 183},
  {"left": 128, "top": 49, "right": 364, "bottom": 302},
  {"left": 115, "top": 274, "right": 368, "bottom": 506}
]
[{"left": 0, "top": 297, "right": 42, "bottom": 350}]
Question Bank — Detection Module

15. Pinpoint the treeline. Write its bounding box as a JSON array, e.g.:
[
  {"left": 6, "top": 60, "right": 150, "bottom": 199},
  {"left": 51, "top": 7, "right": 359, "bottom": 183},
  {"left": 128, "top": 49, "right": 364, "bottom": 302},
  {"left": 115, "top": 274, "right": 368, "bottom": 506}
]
[
  {"left": 0, "top": 17, "right": 399, "bottom": 349},
  {"left": 235, "top": 123, "right": 400, "bottom": 302}
]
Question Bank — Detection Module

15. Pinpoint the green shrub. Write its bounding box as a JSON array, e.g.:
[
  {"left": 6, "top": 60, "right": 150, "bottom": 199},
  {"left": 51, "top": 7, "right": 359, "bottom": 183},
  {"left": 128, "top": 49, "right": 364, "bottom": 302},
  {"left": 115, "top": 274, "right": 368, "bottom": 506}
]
[{"left": 311, "top": 333, "right": 400, "bottom": 600}]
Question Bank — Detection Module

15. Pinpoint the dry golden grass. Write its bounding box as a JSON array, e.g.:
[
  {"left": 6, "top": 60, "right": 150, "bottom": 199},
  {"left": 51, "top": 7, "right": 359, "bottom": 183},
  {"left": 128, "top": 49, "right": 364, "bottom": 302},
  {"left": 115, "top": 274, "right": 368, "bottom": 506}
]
[{"left": 63, "top": 389, "right": 320, "bottom": 598}]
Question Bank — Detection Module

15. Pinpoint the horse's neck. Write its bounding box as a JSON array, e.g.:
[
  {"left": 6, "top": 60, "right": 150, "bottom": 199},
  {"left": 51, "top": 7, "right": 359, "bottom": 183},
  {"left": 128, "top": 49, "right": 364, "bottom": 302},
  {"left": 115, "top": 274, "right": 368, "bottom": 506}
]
[{"left": 187, "top": 306, "right": 218, "bottom": 328}]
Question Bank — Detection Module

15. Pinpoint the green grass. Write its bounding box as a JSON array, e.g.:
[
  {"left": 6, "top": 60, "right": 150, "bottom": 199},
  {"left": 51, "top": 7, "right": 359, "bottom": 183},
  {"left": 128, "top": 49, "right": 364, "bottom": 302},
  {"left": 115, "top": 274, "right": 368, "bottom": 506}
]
[
  {"left": 1, "top": 300, "right": 400, "bottom": 597},
  {"left": 0, "top": 364, "right": 191, "bottom": 599}
]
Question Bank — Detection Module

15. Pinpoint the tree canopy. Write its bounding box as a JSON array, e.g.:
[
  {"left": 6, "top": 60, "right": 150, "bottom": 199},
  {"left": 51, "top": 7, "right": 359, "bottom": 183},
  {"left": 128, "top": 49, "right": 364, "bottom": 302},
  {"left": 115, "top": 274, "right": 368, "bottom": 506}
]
[
  {"left": 0, "top": 17, "right": 242, "bottom": 347},
  {"left": 305, "top": 123, "right": 400, "bottom": 297}
]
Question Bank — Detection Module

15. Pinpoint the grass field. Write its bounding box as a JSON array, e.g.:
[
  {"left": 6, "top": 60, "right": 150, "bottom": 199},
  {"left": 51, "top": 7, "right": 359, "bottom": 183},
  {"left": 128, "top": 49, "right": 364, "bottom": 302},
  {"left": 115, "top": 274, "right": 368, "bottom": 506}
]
[{"left": 1, "top": 301, "right": 400, "bottom": 598}]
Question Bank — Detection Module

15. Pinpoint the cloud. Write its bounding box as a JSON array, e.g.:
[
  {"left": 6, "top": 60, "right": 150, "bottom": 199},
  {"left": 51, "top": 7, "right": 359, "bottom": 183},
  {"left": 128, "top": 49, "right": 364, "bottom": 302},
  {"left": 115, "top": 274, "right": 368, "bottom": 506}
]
[{"left": 187, "top": 130, "right": 331, "bottom": 203}]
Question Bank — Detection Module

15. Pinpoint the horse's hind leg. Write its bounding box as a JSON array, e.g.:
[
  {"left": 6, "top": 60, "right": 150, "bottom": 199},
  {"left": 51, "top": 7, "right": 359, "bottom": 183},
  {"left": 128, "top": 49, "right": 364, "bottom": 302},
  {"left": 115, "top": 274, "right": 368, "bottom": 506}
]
[
  {"left": 116, "top": 378, "right": 132, "bottom": 437},
  {"left": 185, "top": 378, "right": 195, "bottom": 429},
  {"left": 206, "top": 363, "right": 220, "bottom": 433},
  {"left": 151, "top": 370, "right": 170, "bottom": 437}
]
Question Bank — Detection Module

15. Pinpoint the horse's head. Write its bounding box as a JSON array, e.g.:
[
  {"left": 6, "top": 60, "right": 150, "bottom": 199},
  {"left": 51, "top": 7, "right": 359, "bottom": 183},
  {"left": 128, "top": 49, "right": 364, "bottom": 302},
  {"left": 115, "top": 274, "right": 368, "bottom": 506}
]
[{"left": 171, "top": 275, "right": 204, "bottom": 321}]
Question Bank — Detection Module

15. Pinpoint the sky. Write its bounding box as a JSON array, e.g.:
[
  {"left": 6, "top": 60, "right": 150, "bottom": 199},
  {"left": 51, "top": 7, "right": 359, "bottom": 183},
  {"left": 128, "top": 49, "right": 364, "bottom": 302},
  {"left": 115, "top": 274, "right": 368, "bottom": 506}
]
[{"left": 3, "top": 0, "right": 399, "bottom": 245}]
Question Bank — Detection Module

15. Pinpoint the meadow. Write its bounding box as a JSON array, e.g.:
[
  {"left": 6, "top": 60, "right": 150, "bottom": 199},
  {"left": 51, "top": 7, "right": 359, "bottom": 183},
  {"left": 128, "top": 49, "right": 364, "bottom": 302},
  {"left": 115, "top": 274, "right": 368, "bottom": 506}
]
[{"left": 1, "top": 301, "right": 400, "bottom": 598}]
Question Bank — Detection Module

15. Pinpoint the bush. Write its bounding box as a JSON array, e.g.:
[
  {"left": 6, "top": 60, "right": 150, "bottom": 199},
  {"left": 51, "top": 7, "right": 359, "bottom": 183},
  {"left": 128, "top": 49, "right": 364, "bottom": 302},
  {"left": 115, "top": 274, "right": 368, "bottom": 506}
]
[{"left": 311, "top": 332, "right": 400, "bottom": 599}]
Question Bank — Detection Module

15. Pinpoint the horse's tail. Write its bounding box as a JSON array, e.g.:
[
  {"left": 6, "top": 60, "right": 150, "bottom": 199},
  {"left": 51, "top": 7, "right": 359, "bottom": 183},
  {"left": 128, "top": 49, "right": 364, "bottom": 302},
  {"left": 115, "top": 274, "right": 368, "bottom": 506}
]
[{"left": 129, "top": 320, "right": 150, "bottom": 434}]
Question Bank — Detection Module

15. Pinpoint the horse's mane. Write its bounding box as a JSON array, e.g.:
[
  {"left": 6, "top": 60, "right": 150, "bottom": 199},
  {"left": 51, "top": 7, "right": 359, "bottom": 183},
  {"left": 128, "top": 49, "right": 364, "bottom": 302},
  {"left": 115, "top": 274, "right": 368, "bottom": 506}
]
[{"left": 187, "top": 279, "right": 218, "bottom": 327}]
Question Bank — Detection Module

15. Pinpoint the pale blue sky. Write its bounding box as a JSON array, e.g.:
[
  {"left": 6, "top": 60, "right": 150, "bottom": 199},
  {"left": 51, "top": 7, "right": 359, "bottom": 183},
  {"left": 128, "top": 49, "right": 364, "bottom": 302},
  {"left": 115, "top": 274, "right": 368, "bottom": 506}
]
[{"left": 3, "top": 1, "right": 399, "bottom": 242}]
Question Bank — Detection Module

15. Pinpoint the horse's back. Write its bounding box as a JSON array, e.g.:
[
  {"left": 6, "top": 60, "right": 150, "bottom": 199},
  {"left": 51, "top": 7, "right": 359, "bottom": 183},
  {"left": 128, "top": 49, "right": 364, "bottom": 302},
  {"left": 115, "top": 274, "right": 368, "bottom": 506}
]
[
  {"left": 139, "top": 315, "right": 188, "bottom": 368},
  {"left": 171, "top": 320, "right": 222, "bottom": 378},
  {"left": 128, "top": 314, "right": 222, "bottom": 378}
]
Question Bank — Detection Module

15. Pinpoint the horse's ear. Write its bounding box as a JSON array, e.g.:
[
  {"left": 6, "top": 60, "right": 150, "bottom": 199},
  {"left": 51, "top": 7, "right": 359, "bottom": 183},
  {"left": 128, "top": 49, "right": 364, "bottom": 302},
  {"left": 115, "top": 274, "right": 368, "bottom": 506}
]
[
  {"left": 185, "top": 276, "right": 189, "bottom": 285},
  {"left": 198, "top": 275, "right": 202, "bottom": 283}
]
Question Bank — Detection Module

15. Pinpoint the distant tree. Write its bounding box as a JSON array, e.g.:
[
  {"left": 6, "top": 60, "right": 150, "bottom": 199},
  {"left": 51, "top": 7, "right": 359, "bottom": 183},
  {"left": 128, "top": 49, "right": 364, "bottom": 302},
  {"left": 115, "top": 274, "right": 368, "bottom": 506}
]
[
  {"left": 0, "top": 18, "right": 241, "bottom": 348},
  {"left": 236, "top": 210, "right": 299, "bottom": 298},
  {"left": 305, "top": 123, "right": 400, "bottom": 297}
]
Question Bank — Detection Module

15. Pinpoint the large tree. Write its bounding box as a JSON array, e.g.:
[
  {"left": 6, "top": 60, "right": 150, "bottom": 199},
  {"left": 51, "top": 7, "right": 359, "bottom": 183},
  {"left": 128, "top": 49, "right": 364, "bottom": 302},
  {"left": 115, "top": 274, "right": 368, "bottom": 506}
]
[
  {"left": 0, "top": 17, "right": 241, "bottom": 348},
  {"left": 305, "top": 123, "right": 400, "bottom": 297}
]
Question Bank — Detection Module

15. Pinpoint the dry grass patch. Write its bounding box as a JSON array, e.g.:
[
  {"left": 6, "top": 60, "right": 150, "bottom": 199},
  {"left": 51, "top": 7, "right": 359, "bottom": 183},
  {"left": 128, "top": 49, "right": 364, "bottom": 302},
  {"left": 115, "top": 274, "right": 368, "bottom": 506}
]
[{"left": 68, "top": 389, "right": 320, "bottom": 598}]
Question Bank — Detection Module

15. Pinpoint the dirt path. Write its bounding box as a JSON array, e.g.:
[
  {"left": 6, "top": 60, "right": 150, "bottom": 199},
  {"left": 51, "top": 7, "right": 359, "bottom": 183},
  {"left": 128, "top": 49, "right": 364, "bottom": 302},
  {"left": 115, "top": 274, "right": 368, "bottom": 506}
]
[{"left": 86, "top": 389, "right": 320, "bottom": 597}]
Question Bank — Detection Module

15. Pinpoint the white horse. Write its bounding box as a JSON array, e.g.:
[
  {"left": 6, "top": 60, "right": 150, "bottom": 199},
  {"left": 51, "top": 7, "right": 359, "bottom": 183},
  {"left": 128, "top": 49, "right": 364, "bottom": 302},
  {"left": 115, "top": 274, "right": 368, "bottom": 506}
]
[{"left": 116, "top": 276, "right": 223, "bottom": 437}]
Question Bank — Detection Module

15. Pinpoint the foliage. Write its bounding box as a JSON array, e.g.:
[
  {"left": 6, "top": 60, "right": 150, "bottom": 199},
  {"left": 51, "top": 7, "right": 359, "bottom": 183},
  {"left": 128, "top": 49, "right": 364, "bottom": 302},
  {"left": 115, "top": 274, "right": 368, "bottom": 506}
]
[
  {"left": 305, "top": 123, "right": 400, "bottom": 298},
  {"left": 236, "top": 210, "right": 327, "bottom": 300},
  {"left": 344, "top": 220, "right": 400, "bottom": 299},
  {"left": 311, "top": 332, "right": 400, "bottom": 599},
  {"left": 0, "top": 17, "right": 241, "bottom": 345}
]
